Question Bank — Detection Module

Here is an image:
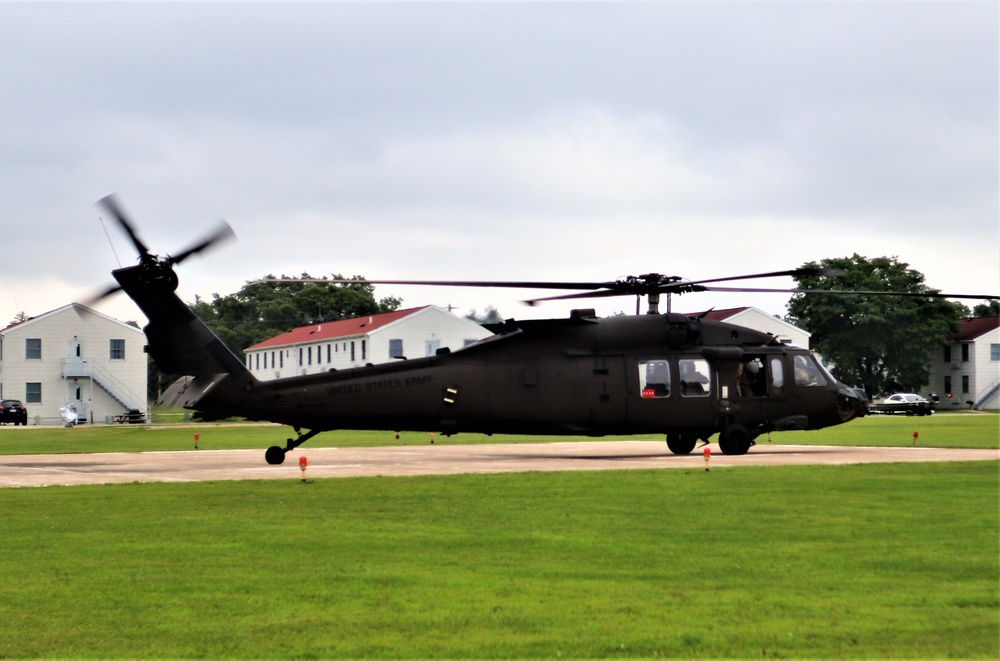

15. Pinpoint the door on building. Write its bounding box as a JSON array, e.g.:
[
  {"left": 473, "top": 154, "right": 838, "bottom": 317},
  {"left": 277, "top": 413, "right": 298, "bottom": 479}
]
[
  {"left": 67, "top": 338, "right": 84, "bottom": 374},
  {"left": 68, "top": 382, "right": 85, "bottom": 423}
]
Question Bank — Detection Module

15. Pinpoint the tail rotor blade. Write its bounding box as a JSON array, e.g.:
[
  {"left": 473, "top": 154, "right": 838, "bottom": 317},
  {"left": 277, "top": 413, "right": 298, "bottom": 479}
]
[
  {"left": 96, "top": 194, "right": 150, "bottom": 257},
  {"left": 166, "top": 221, "right": 237, "bottom": 266}
]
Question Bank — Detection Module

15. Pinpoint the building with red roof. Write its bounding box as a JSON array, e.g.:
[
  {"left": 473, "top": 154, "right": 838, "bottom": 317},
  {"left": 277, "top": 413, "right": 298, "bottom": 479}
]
[
  {"left": 244, "top": 305, "right": 492, "bottom": 381},
  {"left": 922, "top": 316, "right": 1000, "bottom": 410}
]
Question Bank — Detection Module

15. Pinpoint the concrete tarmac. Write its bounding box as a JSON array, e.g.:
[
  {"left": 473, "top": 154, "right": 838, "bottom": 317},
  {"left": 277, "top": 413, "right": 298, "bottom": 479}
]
[{"left": 1, "top": 441, "right": 996, "bottom": 488}]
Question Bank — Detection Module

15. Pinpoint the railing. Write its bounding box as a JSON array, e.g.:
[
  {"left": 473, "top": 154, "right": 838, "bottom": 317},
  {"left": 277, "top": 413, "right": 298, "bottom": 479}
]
[
  {"left": 61, "top": 357, "right": 146, "bottom": 414},
  {"left": 973, "top": 376, "right": 1000, "bottom": 410}
]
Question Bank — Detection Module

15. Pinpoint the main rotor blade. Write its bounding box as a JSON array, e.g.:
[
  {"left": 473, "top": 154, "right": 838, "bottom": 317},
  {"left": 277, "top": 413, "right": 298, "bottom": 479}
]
[
  {"left": 255, "top": 277, "right": 616, "bottom": 291},
  {"left": 702, "top": 286, "right": 999, "bottom": 300},
  {"left": 96, "top": 194, "right": 150, "bottom": 257},
  {"left": 165, "top": 221, "right": 237, "bottom": 266},
  {"left": 683, "top": 266, "right": 845, "bottom": 287}
]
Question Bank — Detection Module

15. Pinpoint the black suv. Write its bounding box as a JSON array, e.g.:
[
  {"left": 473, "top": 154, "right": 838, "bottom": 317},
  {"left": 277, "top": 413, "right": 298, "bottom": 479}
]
[{"left": 0, "top": 399, "right": 28, "bottom": 425}]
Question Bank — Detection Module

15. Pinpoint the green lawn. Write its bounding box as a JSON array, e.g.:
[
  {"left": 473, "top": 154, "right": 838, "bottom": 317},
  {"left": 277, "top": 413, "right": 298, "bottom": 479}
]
[{"left": 0, "top": 462, "right": 996, "bottom": 658}]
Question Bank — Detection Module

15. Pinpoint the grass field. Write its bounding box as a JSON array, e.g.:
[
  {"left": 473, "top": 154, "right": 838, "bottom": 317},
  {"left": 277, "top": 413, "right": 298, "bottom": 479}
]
[
  {"left": 0, "top": 410, "right": 997, "bottom": 455},
  {"left": 0, "top": 461, "right": 996, "bottom": 658},
  {"left": 0, "top": 411, "right": 996, "bottom": 657}
]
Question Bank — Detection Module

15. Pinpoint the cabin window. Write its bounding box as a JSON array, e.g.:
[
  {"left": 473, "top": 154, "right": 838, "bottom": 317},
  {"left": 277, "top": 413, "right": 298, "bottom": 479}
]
[
  {"left": 389, "top": 339, "right": 404, "bottom": 359},
  {"left": 679, "top": 358, "right": 710, "bottom": 397},
  {"left": 25, "top": 382, "right": 41, "bottom": 404},
  {"left": 792, "top": 355, "right": 828, "bottom": 387},
  {"left": 638, "top": 360, "right": 671, "bottom": 398},
  {"left": 109, "top": 339, "right": 125, "bottom": 360},
  {"left": 770, "top": 357, "right": 785, "bottom": 393},
  {"left": 25, "top": 338, "right": 41, "bottom": 360},
  {"left": 992, "top": 344, "right": 1000, "bottom": 361},
  {"left": 961, "top": 344, "right": 969, "bottom": 362}
]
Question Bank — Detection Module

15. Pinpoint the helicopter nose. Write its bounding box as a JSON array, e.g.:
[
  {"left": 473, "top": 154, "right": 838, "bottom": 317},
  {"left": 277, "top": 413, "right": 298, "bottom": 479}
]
[{"left": 838, "top": 387, "right": 867, "bottom": 422}]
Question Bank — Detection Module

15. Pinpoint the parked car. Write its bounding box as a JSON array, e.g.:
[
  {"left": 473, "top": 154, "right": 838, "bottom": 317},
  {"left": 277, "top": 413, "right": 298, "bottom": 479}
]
[
  {"left": 870, "top": 393, "right": 935, "bottom": 416},
  {"left": 0, "top": 399, "right": 28, "bottom": 425}
]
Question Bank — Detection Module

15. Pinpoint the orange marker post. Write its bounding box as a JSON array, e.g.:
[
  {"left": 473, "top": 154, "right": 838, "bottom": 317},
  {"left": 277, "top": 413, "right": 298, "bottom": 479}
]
[
  {"left": 299, "top": 455, "right": 308, "bottom": 482},
  {"left": 194, "top": 433, "right": 199, "bottom": 450},
  {"left": 913, "top": 430, "right": 919, "bottom": 445},
  {"left": 703, "top": 446, "right": 711, "bottom": 472}
]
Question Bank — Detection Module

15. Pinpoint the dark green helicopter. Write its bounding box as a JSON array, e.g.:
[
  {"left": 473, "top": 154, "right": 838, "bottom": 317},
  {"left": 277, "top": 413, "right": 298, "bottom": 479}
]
[{"left": 93, "top": 196, "right": 998, "bottom": 465}]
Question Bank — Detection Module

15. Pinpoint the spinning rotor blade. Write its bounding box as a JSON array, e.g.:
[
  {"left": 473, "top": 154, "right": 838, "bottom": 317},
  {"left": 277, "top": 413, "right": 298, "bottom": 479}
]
[
  {"left": 165, "top": 221, "right": 237, "bottom": 266},
  {"left": 256, "top": 277, "right": 617, "bottom": 291},
  {"left": 702, "top": 286, "right": 1000, "bottom": 300},
  {"left": 97, "top": 194, "right": 150, "bottom": 257},
  {"left": 80, "top": 283, "right": 124, "bottom": 307}
]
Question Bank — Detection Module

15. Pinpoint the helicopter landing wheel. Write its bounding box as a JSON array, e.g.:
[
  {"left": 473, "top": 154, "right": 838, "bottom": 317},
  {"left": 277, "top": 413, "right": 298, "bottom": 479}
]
[
  {"left": 718, "top": 424, "right": 752, "bottom": 456},
  {"left": 265, "top": 445, "right": 286, "bottom": 465},
  {"left": 666, "top": 433, "right": 697, "bottom": 455}
]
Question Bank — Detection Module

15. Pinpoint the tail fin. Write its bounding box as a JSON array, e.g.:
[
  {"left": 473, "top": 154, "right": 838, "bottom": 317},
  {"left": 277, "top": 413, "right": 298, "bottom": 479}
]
[{"left": 113, "top": 264, "right": 248, "bottom": 379}]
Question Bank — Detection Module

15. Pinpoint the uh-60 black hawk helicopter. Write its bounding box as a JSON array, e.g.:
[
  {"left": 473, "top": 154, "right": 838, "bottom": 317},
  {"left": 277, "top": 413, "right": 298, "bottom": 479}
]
[{"left": 93, "top": 195, "right": 998, "bottom": 465}]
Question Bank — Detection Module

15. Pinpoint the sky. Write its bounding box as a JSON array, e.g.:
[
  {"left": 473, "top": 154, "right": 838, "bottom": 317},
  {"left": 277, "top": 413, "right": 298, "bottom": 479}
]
[{"left": 1, "top": 1, "right": 997, "bottom": 330}]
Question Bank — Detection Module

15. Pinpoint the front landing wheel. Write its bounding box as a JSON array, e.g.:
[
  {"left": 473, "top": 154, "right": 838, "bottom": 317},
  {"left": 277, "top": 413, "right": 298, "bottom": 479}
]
[{"left": 265, "top": 446, "right": 286, "bottom": 465}]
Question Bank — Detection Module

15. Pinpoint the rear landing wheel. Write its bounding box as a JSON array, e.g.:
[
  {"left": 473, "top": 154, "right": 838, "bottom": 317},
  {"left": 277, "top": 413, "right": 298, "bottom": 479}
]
[
  {"left": 265, "top": 446, "right": 286, "bottom": 465},
  {"left": 666, "top": 433, "right": 697, "bottom": 455}
]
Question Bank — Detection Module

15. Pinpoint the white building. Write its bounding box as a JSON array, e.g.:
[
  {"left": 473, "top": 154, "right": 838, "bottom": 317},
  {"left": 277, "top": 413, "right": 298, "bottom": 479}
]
[
  {"left": 921, "top": 316, "right": 1000, "bottom": 410},
  {"left": 0, "top": 304, "right": 148, "bottom": 424},
  {"left": 245, "top": 305, "right": 493, "bottom": 381},
  {"left": 696, "top": 307, "right": 811, "bottom": 348}
]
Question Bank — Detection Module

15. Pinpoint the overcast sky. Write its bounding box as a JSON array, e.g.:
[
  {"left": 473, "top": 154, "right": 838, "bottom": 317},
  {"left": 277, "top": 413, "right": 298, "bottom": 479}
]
[{"left": 1, "top": 1, "right": 997, "bottom": 328}]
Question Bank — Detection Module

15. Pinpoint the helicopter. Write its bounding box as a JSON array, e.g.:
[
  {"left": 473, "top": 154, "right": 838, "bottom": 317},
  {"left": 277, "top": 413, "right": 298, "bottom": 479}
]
[{"left": 92, "top": 196, "right": 998, "bottom": 465}]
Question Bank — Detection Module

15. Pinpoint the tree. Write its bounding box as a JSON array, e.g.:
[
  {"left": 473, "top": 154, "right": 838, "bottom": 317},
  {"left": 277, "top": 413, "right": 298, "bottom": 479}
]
[
  {"left": 465, "top": 306, "right": 504, "bottom": 325},
  {"left": 787, "top": 255, "right": 964, "bottom": 397},
  {"left": 190, "top": 274, "right": 401, "bottom": 358},
  {"left": 972, "top": 300, "right": 999, "bottom": 318}
]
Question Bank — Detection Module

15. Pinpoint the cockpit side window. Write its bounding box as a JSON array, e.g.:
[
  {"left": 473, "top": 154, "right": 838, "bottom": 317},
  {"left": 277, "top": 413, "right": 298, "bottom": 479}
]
[
  {"left": 680, "top": 358, "right": 710, "bottom": 397},
  {"left": 793, "top": 354, "right": 828, "bottom": 387},
  {"left": 638, "top": 360, "right": 671, "bottom": 399}
]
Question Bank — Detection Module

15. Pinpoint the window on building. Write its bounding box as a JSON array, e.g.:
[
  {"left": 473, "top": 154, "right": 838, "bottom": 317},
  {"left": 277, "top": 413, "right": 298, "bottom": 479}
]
[
  {"left": 389, "top": 339, "right": 404, "bottom": 359},
  {"left": 943, "top": 376, "right": 952, "bottom": 395},
  {"left": 327, "top": 344, "right": 331, "bottom": 363},
  {"left": 362, "top": 340, "right": 366, "bottom": 361},
  {"left": 962, "top": 375, "right": 969, "bottom": 394},
  {"left": 25, "top": 338, "right": 41, "bottom": 360},
  {"left": 961, "top": 344, "right": 969, "bottom": 362},
  {"left": 943, "top": 346, "right": 952, "bottom": 362},
  {"left": 110, "top": 339, "right": 125, "bottom": 360},
  {"left": 991, "top": 344, "right": 1000, "bottom": 361},
  {"left": 350, "top": 341, "right": 356, "bottom": 362},
  {"left": 25, "top": 382, "right": 41, "bottom": 404}
]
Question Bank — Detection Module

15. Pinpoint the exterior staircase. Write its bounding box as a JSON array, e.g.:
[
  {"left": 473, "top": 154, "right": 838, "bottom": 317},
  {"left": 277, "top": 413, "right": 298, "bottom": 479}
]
[
  {"left": 61, "top": 357, "right": 146, "bottom": 419},
  {"left": 973, "top": 377, "right": 1000, "bottom": 410}
]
